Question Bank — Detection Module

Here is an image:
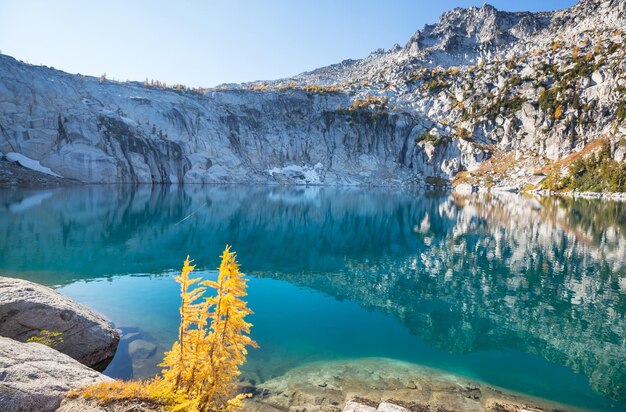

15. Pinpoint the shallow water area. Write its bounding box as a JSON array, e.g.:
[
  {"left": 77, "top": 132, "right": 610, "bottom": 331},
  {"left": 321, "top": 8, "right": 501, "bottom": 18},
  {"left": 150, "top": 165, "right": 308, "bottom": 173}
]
[{"left": 1, "top": 185, "right": 625, "bottom": 411}]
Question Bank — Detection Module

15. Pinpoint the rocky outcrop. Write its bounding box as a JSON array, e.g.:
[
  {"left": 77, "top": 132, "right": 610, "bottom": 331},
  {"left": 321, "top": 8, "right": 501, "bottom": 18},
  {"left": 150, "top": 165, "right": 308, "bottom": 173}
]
[
  {"left": 0, "top": 0, "right": 624, "bottom": 188},
  {"left": 0, "top": 276, "right": 119, "bottom": 371},
  {"left": 0, "top": 336, "right": 112, "bottom": 412}
]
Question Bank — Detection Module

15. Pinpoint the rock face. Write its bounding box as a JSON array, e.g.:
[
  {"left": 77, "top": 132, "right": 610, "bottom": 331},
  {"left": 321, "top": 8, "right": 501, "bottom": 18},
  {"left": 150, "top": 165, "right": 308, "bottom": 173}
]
[
  {"left": 0, "top": 276, "right": 119, "bottom": 371},
  {"left": 0, "top": 0, "right": 625, "bottom": 188},
  {"left": 0, "top": 336, "right": 112, "bottom": 412}
]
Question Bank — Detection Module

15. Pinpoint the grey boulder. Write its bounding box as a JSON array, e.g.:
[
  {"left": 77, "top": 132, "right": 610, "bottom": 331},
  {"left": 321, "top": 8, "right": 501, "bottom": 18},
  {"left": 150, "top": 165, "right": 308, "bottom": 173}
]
[
  {"left": 0, "top": 276, "right": 119, "bottom": 370},
  {"left": 0, "top": 336, "right": 112, "bottom": 412}
]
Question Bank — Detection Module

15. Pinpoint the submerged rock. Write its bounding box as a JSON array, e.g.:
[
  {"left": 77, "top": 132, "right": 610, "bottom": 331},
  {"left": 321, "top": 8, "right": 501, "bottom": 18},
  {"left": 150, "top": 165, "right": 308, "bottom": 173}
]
[
  {"left": 247, "top": 358, "right": 568, "bottom": 412},
  {"left": 0, "top": 276, "right": 119, "bottom": 371},
  {"left": 343, "top": 400, "right": 377, "bottom": 412},
  {"left": 58, "top": 398, "right": 163, "bottom": 412},
  {"left": 374, "top": 403, "right": 410, "bottom": 412},
  {"left": 0, "top": 336, "right": 112, "bottom": 412},
  {"left": 128, "top": 339, "right": 157, "bottom": 360}
]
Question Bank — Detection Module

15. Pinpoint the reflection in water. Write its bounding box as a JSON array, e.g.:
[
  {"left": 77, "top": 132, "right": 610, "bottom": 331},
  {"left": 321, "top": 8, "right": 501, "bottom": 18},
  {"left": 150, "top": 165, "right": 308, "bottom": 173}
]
[
  {"left": 0, "top": 186, "right": 625, "bottom": 406},
  {"left": 265, "top": 193, "right": 626, "bottom": 403}
]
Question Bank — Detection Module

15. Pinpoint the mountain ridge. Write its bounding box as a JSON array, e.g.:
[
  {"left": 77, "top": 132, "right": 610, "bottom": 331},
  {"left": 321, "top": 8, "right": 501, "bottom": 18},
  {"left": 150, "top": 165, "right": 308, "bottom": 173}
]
[{"left": 0, "top": 0, "right": 625, "bottom": 190}]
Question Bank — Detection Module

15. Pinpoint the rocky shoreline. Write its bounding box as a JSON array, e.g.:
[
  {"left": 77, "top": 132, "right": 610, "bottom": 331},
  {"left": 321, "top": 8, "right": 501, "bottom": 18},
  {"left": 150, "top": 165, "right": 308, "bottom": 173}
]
[
  {"left": 3, "top": 157, "right": 625, "bottom": 203},
  {"left": 454, "top": 182, "right": 626, "bottom": 201},
  {"left": 2, "top": 150, "right": 625, "bottom": 202},
  {"left": 529, "top": 189, "right": 626, "bottom": 201},
  {"left": 0, "top": 276, "right": 119, "bottom": 411},
  {"left": 0, "top": 157, "right": 80, "bottom": 188}
]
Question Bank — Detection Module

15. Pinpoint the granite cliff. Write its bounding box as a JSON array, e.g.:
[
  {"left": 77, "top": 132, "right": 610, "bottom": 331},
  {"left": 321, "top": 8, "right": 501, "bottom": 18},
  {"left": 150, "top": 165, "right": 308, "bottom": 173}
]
[{"left": 0, "top": 0, "right": 625, "bottom": 189}]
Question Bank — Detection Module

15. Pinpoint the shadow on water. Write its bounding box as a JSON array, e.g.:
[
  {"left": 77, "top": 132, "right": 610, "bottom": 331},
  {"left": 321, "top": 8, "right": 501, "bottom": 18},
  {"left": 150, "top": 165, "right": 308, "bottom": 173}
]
[{"left": 0, "top": 185, "right": 625, "bottom": 410}]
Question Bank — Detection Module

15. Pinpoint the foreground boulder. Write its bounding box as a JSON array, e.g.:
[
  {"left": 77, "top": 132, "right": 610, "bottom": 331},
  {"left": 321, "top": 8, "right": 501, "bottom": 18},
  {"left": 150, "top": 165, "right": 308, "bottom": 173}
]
[
  {"left": 0, "top": 276, "right": 119, "bottom": 370},
  {"left": 0, "top": 336, "right": 112, "bottom": 412}
]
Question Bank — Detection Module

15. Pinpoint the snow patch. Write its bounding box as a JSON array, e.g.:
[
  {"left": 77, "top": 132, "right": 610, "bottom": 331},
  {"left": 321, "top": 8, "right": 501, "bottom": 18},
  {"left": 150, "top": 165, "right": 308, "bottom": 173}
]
[
  {"left": 120, "top": 116, "right": 139, "bottom": 127},
  {"left": 268, "top": 163, "right": 324, "bottom": 184},
  {"left": 6, "top": 152, "right": 62, "bottom": 177}
]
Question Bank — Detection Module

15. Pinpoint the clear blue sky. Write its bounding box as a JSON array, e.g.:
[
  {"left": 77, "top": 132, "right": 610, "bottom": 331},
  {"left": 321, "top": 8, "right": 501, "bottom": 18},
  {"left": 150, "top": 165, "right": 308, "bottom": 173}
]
[{"left": 0, "top": 0, "right": 577, "bottom": 87}]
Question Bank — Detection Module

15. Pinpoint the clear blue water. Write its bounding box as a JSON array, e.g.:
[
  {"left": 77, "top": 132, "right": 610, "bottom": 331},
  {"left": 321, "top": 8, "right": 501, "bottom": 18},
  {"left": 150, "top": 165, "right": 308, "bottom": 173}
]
[{"left": 1, "top": 186, "right": 625, "bottom": 411}]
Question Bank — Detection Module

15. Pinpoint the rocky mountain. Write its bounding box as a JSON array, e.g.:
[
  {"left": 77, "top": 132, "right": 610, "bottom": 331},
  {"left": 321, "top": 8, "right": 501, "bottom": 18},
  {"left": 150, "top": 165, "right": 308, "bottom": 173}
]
[{"left": 0, "top": 0, "right": 625, "bottom": 189}]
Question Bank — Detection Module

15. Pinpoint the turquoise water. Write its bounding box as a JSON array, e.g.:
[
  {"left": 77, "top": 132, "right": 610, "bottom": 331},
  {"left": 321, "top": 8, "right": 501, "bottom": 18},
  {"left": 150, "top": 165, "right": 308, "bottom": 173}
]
[{"left": 1, "top": 186, "right": 625, "bottom": 411}]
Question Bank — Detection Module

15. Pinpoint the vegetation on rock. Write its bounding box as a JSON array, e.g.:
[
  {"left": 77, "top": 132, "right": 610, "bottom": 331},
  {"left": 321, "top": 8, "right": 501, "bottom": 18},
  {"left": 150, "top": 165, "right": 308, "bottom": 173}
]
[
  {"left": 27, "top": 330, "right": 64, "bottom": 348},
  {"left": 348, "top": 95, "right": 388, "bottom": 112},
  {"left": 415, "top": 130, "right": 444, "bottom": 146},
  {"left": 543, "top": 141, "right": 626, "bottom": 192},
  {"left": 302, "top": 83, "right": 342, "bottom": 95}
]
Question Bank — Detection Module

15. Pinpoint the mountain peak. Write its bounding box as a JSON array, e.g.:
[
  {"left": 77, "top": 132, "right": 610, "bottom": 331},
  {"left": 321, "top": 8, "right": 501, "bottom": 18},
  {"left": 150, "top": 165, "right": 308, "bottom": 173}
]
[{"left": 404, "top": 3, "right": 549, "bottom": 57}]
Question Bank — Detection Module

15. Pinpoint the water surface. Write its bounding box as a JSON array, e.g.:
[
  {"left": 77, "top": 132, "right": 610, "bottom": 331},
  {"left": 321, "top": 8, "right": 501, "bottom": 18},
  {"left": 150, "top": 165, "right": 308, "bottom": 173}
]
[{"left": 1, "top": 186, "right": 625, "bottom": 411}]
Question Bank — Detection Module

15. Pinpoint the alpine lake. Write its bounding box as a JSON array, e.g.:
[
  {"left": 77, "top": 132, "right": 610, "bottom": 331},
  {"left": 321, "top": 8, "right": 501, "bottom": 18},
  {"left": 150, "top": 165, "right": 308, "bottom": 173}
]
[{"left": 1, "top": 185, "right": 625, "bottom": 411}]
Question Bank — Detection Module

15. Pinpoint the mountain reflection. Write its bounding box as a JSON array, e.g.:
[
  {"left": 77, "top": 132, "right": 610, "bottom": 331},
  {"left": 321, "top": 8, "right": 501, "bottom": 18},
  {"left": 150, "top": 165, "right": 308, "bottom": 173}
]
[
  {"left": 262, "top": 193, "right": 626, "bottom": 404},
  {"left": 0, "top": 186, "right": 624, "bottom": 402}
]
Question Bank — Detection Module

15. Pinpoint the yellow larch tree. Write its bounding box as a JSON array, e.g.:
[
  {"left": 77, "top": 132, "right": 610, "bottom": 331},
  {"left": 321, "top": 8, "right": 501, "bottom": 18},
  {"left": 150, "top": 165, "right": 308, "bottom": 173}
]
[
  {"left": 160, "top": 246, "right": 257, "bottom": 412},
  {"left": 72, "top": 246, "right": 257, "bottom": 412},
  {"left": 554, "top": 105, "right": 564, "bottom": 120}
]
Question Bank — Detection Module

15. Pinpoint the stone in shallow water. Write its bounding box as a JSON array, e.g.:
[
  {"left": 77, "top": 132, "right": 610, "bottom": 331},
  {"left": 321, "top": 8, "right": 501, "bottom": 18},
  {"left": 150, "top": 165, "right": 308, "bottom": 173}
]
[
  {"left": 0, "top": 276, "right": 120, "bottom": 371},
  {"left": 128, "top": 339, "right": 157, "bottom": 360},
  {"left": 248, "top": 358, "right": 564, "bottom": 412},
  {"left": 343, "top": 400, "right": 377, "bottom": 412},
  {"left": 376, "top": 403, "right": 410, "bottom": 412}
]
